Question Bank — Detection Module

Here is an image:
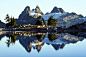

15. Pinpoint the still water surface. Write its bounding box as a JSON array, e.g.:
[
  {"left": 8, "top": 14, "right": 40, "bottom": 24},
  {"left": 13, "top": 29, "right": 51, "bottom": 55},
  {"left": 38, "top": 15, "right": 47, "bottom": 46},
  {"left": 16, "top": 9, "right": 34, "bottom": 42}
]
[{"left": 0, "top": 31, "right": 86, "bottom": 57}]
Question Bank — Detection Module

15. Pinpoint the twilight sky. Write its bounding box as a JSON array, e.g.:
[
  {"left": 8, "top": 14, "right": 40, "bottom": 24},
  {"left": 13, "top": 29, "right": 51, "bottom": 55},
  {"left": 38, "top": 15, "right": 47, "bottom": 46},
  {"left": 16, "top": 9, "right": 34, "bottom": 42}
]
[{"left": 0, "top": 0, "right": 86, "bottom": 22}]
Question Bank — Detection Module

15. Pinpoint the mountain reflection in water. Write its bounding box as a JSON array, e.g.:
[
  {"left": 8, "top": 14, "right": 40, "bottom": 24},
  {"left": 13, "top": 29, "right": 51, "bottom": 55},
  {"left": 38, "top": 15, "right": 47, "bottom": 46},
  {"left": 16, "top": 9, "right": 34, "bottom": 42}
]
[{"left": 0, "top": 31, "right": 86, "bottom": 53}]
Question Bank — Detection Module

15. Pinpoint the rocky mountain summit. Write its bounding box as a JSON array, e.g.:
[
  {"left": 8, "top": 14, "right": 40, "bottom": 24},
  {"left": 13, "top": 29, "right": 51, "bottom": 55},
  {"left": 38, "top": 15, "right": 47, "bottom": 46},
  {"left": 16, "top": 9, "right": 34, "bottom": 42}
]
[
  {"left": 31, "top": 5, "right": 44, "bottom": 15},
  {"left": 18, "top": 5, "right": 44, "bottom": 20},
  {"left": 51, "top": 6, "right": 65, "bottom": 13},
  {"left": 16, "top": 6, "right": 45, "bottom": 25},
  {"left": 18, "top": 6, "right": 31, "bottom": 19}
]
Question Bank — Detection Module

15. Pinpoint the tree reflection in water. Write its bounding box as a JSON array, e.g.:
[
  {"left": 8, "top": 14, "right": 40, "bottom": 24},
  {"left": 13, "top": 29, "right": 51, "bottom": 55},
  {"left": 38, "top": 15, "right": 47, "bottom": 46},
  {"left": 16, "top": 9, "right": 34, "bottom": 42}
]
[
  {"left": 48, "top": 34, "right": 58, "bottom": 42},
  {"left": 6, "top": 34, "right": 18, "bottom": 47},
  {"left": 36, "top": 34, "right": 43, "bottom": 41}
]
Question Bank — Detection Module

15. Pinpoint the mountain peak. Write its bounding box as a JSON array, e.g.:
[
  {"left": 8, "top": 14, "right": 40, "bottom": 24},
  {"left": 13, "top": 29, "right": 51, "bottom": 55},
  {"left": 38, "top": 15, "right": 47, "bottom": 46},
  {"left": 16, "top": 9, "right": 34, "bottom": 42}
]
[
  {"left": 24, "top": 6, "right": 30, "bottom": 11},
  {"left": 51, "top": 6, "right": 59, "bottom": 13},
  {"left": 54, "top": 6, "right": 58, "bottom": 8},
  {"left": 31, "top": 5, "right": 44, "bottom": 15},
  {"left": 36, "top": 5, "right": 40, "bottom": 9},
  {"left": 51, "top": 6, "right": 65, "bottom": 13},
  {"left": 18, "top": 6, "right": 31, "bottom": 19}
]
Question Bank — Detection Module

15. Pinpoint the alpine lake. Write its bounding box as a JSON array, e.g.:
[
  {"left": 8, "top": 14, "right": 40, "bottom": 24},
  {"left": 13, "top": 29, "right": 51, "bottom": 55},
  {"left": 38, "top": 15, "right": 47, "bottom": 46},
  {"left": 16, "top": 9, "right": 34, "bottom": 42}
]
[{"left": 0, "top": 31, "right": 86, "bottom": 57}]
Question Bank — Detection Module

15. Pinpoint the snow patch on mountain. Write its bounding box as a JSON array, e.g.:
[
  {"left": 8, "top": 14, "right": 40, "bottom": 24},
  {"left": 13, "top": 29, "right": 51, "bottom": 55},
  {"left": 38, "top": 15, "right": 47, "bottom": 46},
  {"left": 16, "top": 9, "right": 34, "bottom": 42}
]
[
  {"left": 42, "top": 13, "right": 67, "bottom": 20},
  {"left": 30, "top": 13, "right": 42, "bottom": 17}
]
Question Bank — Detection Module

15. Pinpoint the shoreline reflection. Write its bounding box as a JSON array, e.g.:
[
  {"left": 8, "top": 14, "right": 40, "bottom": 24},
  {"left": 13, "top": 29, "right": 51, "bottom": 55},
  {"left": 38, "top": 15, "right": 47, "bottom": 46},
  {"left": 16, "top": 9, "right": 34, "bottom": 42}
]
[{"left": 0, "top": 31, "right": 86, "bottom": 53}]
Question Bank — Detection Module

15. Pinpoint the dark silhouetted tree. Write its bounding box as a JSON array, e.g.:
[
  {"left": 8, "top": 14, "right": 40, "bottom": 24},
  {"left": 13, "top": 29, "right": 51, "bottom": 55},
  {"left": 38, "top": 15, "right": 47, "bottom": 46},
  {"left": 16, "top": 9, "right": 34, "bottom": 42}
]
[
  {"left": 35, "top": 19, "right": 43, "bottom": 25},
  {"left": 4, "top": 14, "right": 18, "bottom": 28},
  {"left": 48, "top": 16, "right": 58, "bottom": 26},
  {"left": 48, "top": 34, "right": 58, "bottom": 42}
]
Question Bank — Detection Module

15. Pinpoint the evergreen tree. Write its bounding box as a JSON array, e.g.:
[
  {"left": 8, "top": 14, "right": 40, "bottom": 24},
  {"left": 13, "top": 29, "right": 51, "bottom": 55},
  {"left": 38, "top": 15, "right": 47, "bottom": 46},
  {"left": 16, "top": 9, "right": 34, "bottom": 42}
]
[
  {"left": 48, "top": 16, "right": 58, "bottom": 26},
  {"left": 48, "top": 17, "right": 54, "bottom": 26},
  {"left": 11, "top": 17, "right": 17, "bottom": 26},
  {"left": 35, "top": 19, "right": 43, "bottom": 25},
  {"left": 4, "top": 14, "right": 18, "bottom": 28},
  {"left": 4, "top": 14, "right": 11, "bottom": 23}
]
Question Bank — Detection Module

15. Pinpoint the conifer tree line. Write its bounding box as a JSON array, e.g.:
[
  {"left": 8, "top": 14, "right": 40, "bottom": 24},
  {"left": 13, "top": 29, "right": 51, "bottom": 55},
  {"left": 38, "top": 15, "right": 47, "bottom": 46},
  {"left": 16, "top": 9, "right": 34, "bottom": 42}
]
[{"left": 4, "top": 14, "right": 18, "bottom": 28}]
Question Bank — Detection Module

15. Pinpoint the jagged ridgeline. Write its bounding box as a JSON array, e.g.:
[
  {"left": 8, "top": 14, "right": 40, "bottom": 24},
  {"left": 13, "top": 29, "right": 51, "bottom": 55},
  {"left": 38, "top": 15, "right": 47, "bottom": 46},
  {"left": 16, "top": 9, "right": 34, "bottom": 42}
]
[
  {"left": 15, "top": 5, "right": 86, "bottom": 26},
  {"left": 50, "top": 6, "right": 65, "bottom": 13},
  {"left": 16, "top": 5, "right": 45, "bottom": 25}
]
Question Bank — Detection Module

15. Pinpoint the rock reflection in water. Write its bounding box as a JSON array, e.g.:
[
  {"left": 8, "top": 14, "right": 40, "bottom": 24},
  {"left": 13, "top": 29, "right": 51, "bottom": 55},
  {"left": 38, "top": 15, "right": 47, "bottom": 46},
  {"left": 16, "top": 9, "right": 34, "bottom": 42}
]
[{"left": 0, "top": 31, "right": 86, "bottom": 53}]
